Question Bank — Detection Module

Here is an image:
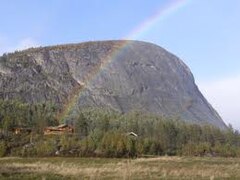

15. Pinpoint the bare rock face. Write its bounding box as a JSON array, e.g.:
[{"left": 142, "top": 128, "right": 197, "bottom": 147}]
[{"left": 0, "top": 40, "right": 226, "bottom": 129}]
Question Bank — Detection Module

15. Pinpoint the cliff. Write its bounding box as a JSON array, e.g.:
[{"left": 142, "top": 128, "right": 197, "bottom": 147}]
[{"left": 0, "top": 40, "right": 226, "bottom": 129}]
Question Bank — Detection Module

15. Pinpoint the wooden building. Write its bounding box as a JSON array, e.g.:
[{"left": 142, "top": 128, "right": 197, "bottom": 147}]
[{"left": 44, "top": 124, "right": 74, "bottom": 135}]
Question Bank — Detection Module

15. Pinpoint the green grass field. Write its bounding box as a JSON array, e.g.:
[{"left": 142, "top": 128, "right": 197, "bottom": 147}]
[{"left": 1, "top": 156, "right": 240, "bottom": 179}]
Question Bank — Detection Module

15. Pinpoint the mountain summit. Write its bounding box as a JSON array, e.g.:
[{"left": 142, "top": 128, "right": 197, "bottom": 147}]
[{"left": 0, "top": 40, "right": 226, "bottom": 129}]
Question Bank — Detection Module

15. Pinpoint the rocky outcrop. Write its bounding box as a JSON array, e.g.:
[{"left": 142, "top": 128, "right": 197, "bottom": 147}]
[{"left": 0, "top": 40, "right": 226, "bottom": 129}]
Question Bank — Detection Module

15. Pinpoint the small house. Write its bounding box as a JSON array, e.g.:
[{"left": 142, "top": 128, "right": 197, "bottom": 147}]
[{"left": 44, "top": 124, "right": 74, "bottom": 135}]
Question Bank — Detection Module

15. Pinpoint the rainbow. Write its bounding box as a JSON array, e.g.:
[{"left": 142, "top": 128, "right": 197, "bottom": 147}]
[
  {"left": 58, "top": 0, "right": 190, "bottom": 122},
  {"left": 125, "top": 0, "right": 190, "bottom": 40}
]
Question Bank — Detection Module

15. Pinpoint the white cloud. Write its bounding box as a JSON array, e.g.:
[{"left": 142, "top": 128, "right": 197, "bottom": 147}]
[
  {"left": 198, "top": 75, "right": 240, "bottom": 130},
  {"left": 0, "top": 38, "right": 39, "bottom": 55}
]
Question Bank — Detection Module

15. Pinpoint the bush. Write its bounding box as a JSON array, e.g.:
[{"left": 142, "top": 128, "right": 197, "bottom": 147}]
[
  {"left": 35, "top": 139, "right": 56, "bottom": 157},
  {"left": 99, "top": 131, "right": 137, "bottom": 158},
  {"left": 79, "top": 136, "right": 96, "bottom": 157},
  {"left": 181, "top": 142, "right": 211, "bottom": 156},
  {"left": 0, "top": 141, "right": 6, "bottom": 157}
]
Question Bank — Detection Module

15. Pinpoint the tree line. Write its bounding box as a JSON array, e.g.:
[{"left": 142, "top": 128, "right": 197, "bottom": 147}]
[
  {"left": 0, "top": 100, "right": 58, "bottom": 134},
  {"left": 0, "top": 100, "right": 240, "bottom": 158}
]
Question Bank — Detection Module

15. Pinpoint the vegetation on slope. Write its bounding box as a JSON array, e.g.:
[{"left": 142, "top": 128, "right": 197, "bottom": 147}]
[{"left": 0, "top": 100, "right": 240, "bottom": 158}]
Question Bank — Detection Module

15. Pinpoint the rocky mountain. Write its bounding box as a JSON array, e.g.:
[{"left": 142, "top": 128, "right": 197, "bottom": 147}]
[{"left": 0, "top": 40, "right": 226, "bottom": 129}]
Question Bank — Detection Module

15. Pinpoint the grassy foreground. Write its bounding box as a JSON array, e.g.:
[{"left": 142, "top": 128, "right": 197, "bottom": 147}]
[{"left": 0, "top": 157, "right": 240, "bottom": 179}]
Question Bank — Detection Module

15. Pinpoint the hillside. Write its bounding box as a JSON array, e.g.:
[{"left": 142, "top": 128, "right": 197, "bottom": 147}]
[{"left": 0, "top": 40, "right": 226, "bottom": 129}]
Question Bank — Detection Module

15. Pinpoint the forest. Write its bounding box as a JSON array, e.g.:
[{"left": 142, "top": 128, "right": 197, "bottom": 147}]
[{"left": 0, "top": 100, "right": 240, "bottom": 158}]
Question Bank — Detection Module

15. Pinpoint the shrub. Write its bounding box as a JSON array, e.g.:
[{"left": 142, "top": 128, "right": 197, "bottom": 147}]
[{"left": 0, "top": 141, "right": 6, "bottom": 157}]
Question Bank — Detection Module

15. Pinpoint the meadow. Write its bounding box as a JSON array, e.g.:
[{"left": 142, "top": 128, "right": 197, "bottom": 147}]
[{"left": 1, "top": 156, "right": 240, "bottom": 179}]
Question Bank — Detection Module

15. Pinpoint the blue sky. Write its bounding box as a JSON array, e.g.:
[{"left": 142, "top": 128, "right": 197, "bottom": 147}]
[{"left": 0, "top": 0, "right": 240, "bottom": 129}]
